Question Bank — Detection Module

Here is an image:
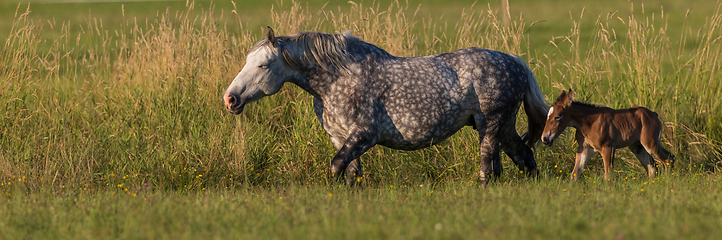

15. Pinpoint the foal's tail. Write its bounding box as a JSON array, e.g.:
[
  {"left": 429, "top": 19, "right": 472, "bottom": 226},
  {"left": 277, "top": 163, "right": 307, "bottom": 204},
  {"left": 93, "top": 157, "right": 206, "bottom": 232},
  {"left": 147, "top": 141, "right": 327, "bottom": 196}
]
[{"left": 508, "top": 54, "right": 549, "bottom": 148}]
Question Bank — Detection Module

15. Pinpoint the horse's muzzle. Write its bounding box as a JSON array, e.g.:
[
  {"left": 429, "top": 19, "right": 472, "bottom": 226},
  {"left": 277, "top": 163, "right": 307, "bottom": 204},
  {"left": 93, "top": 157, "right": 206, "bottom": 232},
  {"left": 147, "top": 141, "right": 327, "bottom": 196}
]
[
  {"left": 223, "top": 91, "right": 245, "bottom": 115},
  {"left": 541, "top": 135, "right": 554, "bottom": 146}
]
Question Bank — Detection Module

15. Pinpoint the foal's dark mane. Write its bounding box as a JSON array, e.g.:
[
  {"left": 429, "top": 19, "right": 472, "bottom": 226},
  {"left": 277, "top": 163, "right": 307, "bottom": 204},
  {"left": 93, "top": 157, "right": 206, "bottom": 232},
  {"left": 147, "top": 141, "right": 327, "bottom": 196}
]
[{"left": 571, "top": 101, "right": 607, "bottom": 109}]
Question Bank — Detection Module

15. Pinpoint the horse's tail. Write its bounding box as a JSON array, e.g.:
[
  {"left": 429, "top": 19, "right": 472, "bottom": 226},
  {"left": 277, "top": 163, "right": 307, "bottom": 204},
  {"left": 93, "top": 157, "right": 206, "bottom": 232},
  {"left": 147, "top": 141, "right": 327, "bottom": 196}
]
[{"left": 508, "top": 54, "right": 549, "bottom": 148}]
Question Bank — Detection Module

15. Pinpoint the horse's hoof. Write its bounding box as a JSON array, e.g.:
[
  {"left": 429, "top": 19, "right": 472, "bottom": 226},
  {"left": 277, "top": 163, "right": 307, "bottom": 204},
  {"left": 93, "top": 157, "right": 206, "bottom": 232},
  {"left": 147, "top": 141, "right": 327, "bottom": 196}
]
[
  {"left": 527, "top": 168, "right": 539, "bottom": 178},
  {"left": 478, "top": 171, "right": 493, "bottom": 186},
  {"left": 330, "top": 160, "right": 345, "bottom": 179}
]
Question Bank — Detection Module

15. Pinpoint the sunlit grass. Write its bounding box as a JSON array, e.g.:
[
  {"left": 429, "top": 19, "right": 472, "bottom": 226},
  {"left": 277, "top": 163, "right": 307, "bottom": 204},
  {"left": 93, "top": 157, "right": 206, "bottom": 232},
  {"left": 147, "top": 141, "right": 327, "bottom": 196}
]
[
  {"left": 0, "top": 0, "right": 721, "bottom": 191},
  {"left": 1, "top": 0, "right": 722, "bottom": 238},
  {"left": 1, "top": 174, "right": 720, "bottom": 239}
]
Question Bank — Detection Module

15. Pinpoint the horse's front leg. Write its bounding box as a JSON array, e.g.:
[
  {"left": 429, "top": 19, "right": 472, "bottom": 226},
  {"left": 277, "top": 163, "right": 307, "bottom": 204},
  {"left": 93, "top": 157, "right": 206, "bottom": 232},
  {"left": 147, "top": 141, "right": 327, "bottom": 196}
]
[{"left": 330, "top": 129, "right": 377, "bottom": 185}]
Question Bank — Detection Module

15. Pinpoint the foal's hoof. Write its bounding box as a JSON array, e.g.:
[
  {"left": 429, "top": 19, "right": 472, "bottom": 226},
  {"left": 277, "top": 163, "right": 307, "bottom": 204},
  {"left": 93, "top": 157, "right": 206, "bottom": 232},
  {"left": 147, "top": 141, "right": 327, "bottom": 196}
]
[
  {"left": 345, "top": 159, "right": 363, "bottom": 186},
  {"left": 667, "top": 154, "right": 676, "bottom": 169}
]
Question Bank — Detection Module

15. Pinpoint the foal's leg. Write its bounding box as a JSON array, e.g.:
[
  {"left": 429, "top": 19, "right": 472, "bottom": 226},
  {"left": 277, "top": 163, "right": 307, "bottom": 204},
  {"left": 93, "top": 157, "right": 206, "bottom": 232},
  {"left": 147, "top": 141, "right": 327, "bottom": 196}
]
[
  {"left": 474, "top": 113, "right": 502, "bottom": 184},
  {"left": 600, "top": 146, "right": 616, "bottom": 181},
  {"left": 571, "top": 131, "right": 595, "bottom": 180},
  {"left": 641, "top": 129, "right": 675, "bottom": 170},
  {"left": 329, "top": 130, "right": 377, "bottom": 184},
  {"left": 629, "top": 143, "right": 656, "bottom": 178},
  {"left": 571, "top": 145, "right": 595, "bottom": 180},
  {"left": 655, "top": 146, "right": 675, "bottom": 170},
  {"left": 500, "top": 126, "right": 538, "bottom": 177}
]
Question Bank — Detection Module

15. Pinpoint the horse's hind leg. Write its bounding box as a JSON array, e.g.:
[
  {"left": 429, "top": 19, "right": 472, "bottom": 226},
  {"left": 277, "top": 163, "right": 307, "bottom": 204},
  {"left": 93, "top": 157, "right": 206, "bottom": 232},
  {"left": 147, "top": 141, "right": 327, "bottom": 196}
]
[
  {"left": 500, "top": 126, "right": 538, "bottom": 177},
  {"left": 629, "top": 143, "right": 656, "bottom": 178},
  {"left": 474, "top": 113, "right": 502, "bottom": 184}
]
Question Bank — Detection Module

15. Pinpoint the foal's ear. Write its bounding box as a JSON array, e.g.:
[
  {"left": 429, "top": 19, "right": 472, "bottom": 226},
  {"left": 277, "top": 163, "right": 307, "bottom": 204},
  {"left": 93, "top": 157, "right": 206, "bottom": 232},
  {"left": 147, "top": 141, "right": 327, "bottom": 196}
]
[
  {"left": 556, "top": 90, "right": 567, "bottom": 103},
  {"left": 563, "top": 89, "right": 574, "bottom": 107},
  {"left": 266, "top": 26, "right": 276, "bottom": 47}
]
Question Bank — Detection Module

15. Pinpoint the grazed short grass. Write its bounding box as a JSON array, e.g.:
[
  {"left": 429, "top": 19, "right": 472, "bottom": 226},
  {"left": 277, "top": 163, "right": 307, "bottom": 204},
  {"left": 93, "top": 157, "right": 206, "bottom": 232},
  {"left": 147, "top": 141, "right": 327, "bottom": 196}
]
[{"left": 2, "top": 174, "right": 720, "bottom": 239}]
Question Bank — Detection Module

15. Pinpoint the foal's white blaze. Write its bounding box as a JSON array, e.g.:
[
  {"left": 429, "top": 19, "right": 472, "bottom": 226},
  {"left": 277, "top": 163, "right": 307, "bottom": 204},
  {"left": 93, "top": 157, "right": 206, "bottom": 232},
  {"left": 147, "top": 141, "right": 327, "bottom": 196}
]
[{"left": 547, "top": 106, "right": 555, "bottom": 119}]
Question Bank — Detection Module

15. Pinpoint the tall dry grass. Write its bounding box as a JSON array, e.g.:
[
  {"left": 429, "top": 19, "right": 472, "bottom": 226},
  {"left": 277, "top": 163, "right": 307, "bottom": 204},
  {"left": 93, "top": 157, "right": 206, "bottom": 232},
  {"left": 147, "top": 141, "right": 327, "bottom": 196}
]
[{"left": 1, "top": 0, "right": 721, "bottom": 192}]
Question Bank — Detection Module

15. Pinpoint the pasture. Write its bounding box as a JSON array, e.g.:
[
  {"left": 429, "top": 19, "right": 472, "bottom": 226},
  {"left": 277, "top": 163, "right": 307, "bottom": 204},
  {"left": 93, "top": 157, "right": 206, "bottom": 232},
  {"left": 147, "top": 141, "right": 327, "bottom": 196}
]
[{"left": 1, "top": 0, "right": 722, "bottom": 238}]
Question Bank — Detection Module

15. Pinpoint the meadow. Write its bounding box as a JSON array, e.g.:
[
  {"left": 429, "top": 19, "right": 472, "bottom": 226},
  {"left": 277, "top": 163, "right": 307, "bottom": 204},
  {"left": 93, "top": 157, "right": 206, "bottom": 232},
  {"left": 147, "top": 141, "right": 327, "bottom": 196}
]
[{"left": 1, "top": 0, "right": 722, "bottom": 238}]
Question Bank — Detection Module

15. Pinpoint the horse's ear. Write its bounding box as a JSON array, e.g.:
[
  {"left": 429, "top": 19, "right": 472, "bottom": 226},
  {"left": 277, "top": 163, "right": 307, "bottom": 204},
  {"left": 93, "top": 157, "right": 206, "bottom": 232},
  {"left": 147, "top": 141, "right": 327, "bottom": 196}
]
[
  {"left": 556, "top": 90, "right": 567, "bottom": 103},
  {"left": 563, "top": 89, "right": 574, "bottom": 107},
  {"left": 266, "top": 26, "right": 276, "bottom": 47}
]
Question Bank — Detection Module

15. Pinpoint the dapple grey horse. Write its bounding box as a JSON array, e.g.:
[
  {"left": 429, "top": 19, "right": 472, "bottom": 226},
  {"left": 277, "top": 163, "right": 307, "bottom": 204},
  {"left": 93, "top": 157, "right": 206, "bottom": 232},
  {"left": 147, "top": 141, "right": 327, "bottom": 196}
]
[{"left": 223, "top": 27, "right": 549, "bottom": 184}]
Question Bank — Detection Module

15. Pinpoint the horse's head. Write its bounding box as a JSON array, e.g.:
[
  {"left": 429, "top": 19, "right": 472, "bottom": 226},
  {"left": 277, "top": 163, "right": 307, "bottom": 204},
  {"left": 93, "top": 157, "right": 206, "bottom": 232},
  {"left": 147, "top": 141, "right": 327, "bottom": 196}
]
[
  {"left": 223, "top": 27, "right": 301, "bottom": 115},
  {"left": 541, "top": 89, "right": 574, "bottom": 146}
]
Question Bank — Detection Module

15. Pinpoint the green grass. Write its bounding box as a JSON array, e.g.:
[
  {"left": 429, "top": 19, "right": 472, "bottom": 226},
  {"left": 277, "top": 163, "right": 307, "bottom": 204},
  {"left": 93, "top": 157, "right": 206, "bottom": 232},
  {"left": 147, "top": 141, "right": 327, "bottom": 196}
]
[
  {"left": 1, "top": 0, "right": 722, "bottom": 238},
  {"left": 2, "top": 174, "right": 721, "bottom": 239}
]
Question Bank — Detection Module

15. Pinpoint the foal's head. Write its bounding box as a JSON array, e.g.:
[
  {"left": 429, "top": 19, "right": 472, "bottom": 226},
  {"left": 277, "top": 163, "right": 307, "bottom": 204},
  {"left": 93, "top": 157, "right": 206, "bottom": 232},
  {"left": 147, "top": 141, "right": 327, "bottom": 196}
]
[{"left": 541, "top": 89, "right": 575, "bottom": 146}]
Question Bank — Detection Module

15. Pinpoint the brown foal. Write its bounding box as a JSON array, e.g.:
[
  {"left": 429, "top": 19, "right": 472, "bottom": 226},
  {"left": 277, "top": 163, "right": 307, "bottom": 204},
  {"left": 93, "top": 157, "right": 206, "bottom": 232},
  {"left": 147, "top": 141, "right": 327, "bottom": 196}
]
[{"left": 541, "top": 89, "right": 674, "bottom": 180}]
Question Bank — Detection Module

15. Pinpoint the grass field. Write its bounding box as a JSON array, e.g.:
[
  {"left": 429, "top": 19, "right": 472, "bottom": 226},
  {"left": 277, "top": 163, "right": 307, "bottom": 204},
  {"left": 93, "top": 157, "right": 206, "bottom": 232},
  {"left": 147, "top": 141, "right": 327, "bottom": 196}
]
[
  {"left": 2, "top": 0, "right": 722, "bottom": 238},
  {"left": 3, "top": 174, "right": 722, "bottom": 239}
]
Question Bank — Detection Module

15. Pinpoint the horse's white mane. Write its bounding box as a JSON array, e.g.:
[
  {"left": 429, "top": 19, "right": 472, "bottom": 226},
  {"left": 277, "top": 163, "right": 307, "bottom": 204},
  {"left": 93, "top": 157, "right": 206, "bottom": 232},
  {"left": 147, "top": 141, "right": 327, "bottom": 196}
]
[
  {"left": 279, "top": 31, "right": 360, "bottom": 76},
  {"left": 249, "top": 31, "right": 363, "bottom": 76}
]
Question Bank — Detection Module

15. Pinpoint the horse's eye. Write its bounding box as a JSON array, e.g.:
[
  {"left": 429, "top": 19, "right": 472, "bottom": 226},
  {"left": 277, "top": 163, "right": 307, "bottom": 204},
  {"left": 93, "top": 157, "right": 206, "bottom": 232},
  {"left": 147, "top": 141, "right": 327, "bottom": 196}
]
[
  {"left": 259, "top": 64, "right": 269, "bottom": 69},
  {"left": 554, "top": 115, "right": 561, "bottom": 121}
]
